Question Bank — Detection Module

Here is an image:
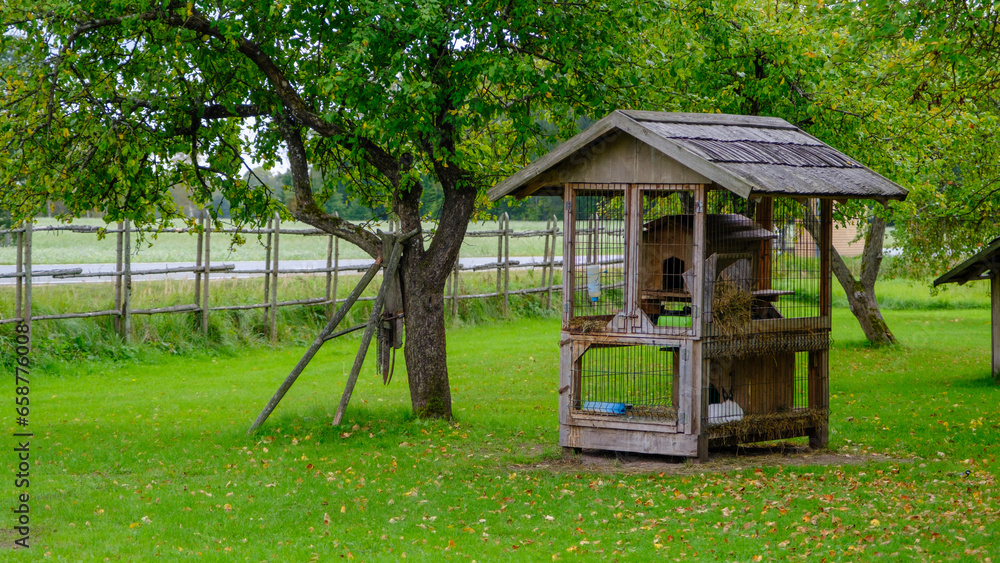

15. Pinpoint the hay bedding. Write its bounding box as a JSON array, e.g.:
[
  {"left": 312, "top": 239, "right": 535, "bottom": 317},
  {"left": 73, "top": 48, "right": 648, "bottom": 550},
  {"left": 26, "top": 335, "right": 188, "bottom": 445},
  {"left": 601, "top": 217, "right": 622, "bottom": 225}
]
[
  {"left": 711, "top": 280, "right": 753, "bottom": 337},
  {"left": 706, "top": 408, "right": 827, "bottom": 441}
]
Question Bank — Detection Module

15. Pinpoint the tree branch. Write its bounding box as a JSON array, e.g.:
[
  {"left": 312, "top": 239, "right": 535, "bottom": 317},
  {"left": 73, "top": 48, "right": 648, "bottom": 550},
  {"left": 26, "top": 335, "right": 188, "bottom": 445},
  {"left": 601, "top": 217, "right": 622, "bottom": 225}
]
[
  {"left": 279, "top": 119, "right": 380, "bottom": 257},
  {"left": 59, "top": 4, "right": 403, "bottom": 186}
]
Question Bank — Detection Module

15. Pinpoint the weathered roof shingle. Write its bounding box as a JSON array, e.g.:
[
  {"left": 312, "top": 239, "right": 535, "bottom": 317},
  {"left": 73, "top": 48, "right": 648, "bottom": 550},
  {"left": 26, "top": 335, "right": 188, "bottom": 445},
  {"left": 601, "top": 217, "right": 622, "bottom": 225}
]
[{"left": 489, "top": 110, "right": 908, "bottom": 202}]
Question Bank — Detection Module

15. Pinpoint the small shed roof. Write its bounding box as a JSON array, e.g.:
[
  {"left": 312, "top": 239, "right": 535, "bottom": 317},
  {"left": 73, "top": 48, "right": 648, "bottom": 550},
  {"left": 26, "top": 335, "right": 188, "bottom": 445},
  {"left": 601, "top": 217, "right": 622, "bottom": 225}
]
[
  {"left": 933, "top": 237, "right": 1000, "bottom": 286},
  {"left": 489, "top": 110, "right": 909, "bottom": 202}
]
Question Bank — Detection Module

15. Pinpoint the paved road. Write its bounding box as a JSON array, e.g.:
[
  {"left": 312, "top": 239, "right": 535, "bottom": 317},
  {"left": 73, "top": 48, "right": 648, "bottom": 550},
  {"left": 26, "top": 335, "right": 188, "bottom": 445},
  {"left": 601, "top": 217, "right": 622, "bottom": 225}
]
[{"left": 0, "top": 257, "right": 561, "bottom": 286}]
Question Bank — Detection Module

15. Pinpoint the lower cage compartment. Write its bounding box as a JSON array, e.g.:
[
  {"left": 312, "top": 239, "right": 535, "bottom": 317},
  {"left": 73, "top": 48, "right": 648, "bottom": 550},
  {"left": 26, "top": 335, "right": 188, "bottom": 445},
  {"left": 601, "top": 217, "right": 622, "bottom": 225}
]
[{"left": 706, "top": 407, "right": 827, "bottom": 446}]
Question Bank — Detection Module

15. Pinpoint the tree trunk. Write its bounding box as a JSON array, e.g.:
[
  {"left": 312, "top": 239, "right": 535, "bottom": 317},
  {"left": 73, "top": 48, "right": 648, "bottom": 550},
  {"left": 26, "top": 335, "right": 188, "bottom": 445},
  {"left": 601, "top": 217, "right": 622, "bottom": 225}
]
[
  {"left": 401, "top": 273, "right": 453, "bottom": 417},
  {"left": 392, "top": 169, "right": 475, "bottom": 419},
  {"left": 832, "top": 215, "right": 897, "bottom": 346},
  {"left": 804, "top": 207, "right": 897, "bottom": 346}
]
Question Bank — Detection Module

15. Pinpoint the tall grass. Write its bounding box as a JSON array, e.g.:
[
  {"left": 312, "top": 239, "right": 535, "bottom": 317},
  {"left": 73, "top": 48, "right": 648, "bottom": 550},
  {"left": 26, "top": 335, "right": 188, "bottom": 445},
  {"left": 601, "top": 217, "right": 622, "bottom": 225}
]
[{"left": 0, "top": 268, "right": 563, "bottom": 367}]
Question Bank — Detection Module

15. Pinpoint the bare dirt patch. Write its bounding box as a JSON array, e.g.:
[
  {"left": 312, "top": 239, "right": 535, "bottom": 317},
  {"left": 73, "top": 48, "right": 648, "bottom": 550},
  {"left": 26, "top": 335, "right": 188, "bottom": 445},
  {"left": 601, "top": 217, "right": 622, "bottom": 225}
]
[{"left": 518, "top": 443, "right": 910, "bottom": 476}]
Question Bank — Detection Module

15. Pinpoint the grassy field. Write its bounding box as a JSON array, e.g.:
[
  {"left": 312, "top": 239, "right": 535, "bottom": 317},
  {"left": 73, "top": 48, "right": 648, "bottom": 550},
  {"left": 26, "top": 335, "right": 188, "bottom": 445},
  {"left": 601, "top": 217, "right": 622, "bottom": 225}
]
[
  {"left": 2, "top": 277, "right": 999, "bottom": 560},
  {"left": 0, "top": 218, "right": 561, "bottom": 265}
]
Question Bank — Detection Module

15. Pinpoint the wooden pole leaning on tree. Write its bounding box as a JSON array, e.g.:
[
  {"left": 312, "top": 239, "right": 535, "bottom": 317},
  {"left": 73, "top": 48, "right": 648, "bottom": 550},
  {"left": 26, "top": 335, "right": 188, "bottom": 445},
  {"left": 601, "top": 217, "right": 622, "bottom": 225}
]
[
  {"left": 247, "top": 257, "right": 384, "bottom": 434},
  {"left": 332, "top": 230, "right": 415, "bottom": 426},
  {"left": 247, "top": 227, "right": 417, "bottom": 434}
]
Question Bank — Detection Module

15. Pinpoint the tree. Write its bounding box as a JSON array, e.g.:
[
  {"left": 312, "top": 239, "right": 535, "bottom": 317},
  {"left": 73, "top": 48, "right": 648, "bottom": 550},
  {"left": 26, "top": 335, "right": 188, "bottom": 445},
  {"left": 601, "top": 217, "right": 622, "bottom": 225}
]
[
  {"left": 1, "top": 1, "right": 657, "bottom": 418},
  {"left": 832, "top": 0, "right": 1000, "bottom": 279},
  {"left": 644, "top": 0, "right": 909, "bottom": 345}
]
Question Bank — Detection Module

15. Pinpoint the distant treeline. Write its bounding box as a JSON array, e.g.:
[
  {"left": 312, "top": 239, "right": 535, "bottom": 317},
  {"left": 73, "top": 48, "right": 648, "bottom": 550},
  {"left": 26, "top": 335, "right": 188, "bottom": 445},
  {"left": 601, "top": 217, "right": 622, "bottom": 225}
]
[
  {"left": 27, "top": 170, "right": 564, "bottom": 223},
  {"left": 247, "top": 168, "right": 564, "bottom": 222}
]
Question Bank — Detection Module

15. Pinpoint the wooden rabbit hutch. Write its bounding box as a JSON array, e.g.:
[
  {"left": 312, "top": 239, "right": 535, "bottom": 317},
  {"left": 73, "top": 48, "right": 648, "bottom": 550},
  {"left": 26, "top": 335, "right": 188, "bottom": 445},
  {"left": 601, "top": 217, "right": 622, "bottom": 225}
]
[{"left": 489, "top": 111, "right": 907, "bottom": 460}]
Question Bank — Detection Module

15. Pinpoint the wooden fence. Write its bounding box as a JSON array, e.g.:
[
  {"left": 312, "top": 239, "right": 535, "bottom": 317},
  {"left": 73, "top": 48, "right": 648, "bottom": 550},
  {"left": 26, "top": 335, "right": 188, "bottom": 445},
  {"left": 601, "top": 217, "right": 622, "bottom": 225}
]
[{"left": 0, "top": 214, "right": 563, "bottom": 341}]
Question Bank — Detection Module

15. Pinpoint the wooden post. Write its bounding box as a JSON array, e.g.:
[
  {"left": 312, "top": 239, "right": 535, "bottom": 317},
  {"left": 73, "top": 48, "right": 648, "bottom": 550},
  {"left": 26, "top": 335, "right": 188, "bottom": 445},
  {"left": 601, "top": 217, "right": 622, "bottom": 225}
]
[
  {"left": 451, "top": 249, "right": 460, "bottom": 318},
  {"left": 269, "top": 212, "right": 280, "bottom": 342},
  {"left": 992, "top": 273, "right": 1000, "bottom": 381},
  {"left": 202, "top": 215, "right": 211, "bottom": 336},
  {"left": 757, "top": 197, "right": 773, "bottom": 291},
  {"left": 587, "top": 213, "right": 600, "bottom": 264},
  {"left": 249, "top": 258, "right": 385, "bottom": 434},
  {"left": 333, "top": 234, "right": 410, "bottom": 426},
  {"left": 624, "top": 184, "right": 640, "bottom": 332},
  {"left": 122, "top": 219, "right": 132, "bottom": 342},
  {"left": 496, "top": 214, "right": 503, "bottom": 298},
  {"left": 325, "top": 234, "right": 334, "bottom": 320},
  {"left": 692, "top": 184, "right": 706, "bottom": 337},
  {"left": 546, "top": 214, "right": 557, "bottom": 309},
  {"left": 819, "top": 199, "right": 833, "bottom": 318},
  {"left": 445, "top": 266, "right": 452, "bottom": 317},
  {"left": 114, "top": 221, "right": 124, "bottom": 335},
  {"left": 332, "top": 215, "right": 340, "bottom": 310},
  {"left": 14, "top": 225, "right": 22, "bottom": 321},
  {"left": 325, "top": 215, "right": 338, "bottom": 320},
  {"left": 194, "top": 213, "right": 204, "bottom": 326},
  {"left": 502, "top": 212, "right": 510, "bottom": 315},
  {"left": 808, "top": 349, "right": 830, "bottom": 449},
  {"left": 690, "top": 185, "right": 707, "bottom": 460},
  {"left": 541, "top": 215, "right": 551, "bottom": 305},
  {"left": 23, "top": 220, "right": 32, "bottom": 334},
  {"left": 563, "top": 184, "right": 575, "bottom": 326},
  {"left": 263, "top": 215, "right": 272, "bottom": 307}
]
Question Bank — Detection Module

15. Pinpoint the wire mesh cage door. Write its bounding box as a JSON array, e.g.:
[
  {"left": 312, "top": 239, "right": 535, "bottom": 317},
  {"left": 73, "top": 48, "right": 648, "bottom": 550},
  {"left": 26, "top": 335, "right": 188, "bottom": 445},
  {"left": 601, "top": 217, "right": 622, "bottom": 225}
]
[
  {"left": 637, "top": 186, "right": 698, "bottom": 335},
  {"left": 572, "top": 343, "right": 680, "bottom": 422},
  {"left": 701, "top": 192, "right": 824, "bottom": 332},
  {"left": 567, "top": 184, "right": 627, "bottom": 333}
]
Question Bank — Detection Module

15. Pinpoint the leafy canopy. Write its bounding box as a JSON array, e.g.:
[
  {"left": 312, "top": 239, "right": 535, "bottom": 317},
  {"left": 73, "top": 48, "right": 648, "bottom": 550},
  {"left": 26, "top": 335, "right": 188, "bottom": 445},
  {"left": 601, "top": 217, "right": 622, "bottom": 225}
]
[{"left": 2, "top": 1, "right": 655, "bottom": 234}]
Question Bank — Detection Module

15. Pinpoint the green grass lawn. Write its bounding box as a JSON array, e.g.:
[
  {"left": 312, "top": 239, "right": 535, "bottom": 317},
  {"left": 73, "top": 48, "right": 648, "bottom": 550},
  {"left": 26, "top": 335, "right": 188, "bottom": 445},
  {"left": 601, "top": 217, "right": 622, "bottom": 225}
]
[{"left": 3, "top": 301, "right": 999, "bottom": 560}]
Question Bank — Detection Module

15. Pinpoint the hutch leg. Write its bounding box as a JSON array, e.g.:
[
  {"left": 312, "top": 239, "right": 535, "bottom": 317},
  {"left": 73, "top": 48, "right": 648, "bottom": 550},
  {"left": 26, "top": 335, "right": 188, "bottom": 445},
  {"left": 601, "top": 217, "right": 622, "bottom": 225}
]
[{"left": 807, "top": 349, "right": 830, "bottom": 449}]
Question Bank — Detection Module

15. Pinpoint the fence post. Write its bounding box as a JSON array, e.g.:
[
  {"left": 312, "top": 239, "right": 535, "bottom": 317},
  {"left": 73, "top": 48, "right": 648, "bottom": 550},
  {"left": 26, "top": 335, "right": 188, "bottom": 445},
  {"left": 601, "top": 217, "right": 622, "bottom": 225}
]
[
  {"left": 589, "top": 212, "right": 597, "bottom": 264},
  {"left": 496, "top": 215, "right": 503, "bottom": 298},
  {"left": 122, "top": 219, "right": 132, "bottom": 342},
  {"left": 202, "top": 214, "right": 211, "bottom": 336},
  {"left": 541, "top": 216, "right": 550, "bottom": 293},
  {"left": 14, "top": 225, "right": 22, "bottom": 321},
  {"left": 502, "top": 212, "right": 510, "bottom": 315},
  {"left": 445, "top": 257, "right": 453, "bottom": 317},
  {"left": 333, "top": 228, "right": 340, "bottom": 308},
  {"left": 325, "top": 212, "right": 338, "bottom": 321},
  {"left": 451, "top": 250, "right": 459, "bottom": 318},
  {"left": 269, "top": 211, "right": 280, "bottom": 342},
  {"left": 194, "top": 213, "right": 204, "bottom": 326},
  {"left": 114, "top": 221, "right": 124, "bottom": 335},
  {"left": 24, "top": 220, "right": 32, "bottom": 334},
  {"left": 263, "top": 215, "right": 273, "bottom": 307},
  {"left": 547, "top": 214, "right": 558, "bottom": 309}
]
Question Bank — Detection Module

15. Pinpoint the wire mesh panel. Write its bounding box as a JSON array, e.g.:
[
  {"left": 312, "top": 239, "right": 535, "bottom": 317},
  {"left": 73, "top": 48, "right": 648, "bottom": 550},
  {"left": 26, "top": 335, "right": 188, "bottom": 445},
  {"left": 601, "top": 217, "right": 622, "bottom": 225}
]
[
  {"left": 705, "top": 351, "right": 812, "bottom": 426},
  {"left": 703, "top": 191, "right": 823, "bottom": 331},
  {"left": 637, "top": 187, "right": 696, "bottom": 331},
  {"left": 574, "top": 344, "right": 678, "bottom": 420},
  {"left": 569, "top": 185, "right": 626, "bottom": 327}
]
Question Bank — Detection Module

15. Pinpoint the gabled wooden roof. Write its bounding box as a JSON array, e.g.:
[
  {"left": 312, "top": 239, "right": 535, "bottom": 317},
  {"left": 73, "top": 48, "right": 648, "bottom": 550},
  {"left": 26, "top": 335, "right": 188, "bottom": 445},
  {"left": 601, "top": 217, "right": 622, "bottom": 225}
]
[
  {"left": 488, "top": 110, "right": 909, "bottom": 201},
  {"left": 934, "top": 237, "right": 1000, "bottom": 286}
]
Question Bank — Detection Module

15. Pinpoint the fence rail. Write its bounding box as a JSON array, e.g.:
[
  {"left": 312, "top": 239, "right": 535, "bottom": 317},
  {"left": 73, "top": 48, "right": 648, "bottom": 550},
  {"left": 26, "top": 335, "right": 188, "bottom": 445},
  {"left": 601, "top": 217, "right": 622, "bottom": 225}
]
[{"left": 1, "top": 214, "right": 564, "bottom": 340}]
